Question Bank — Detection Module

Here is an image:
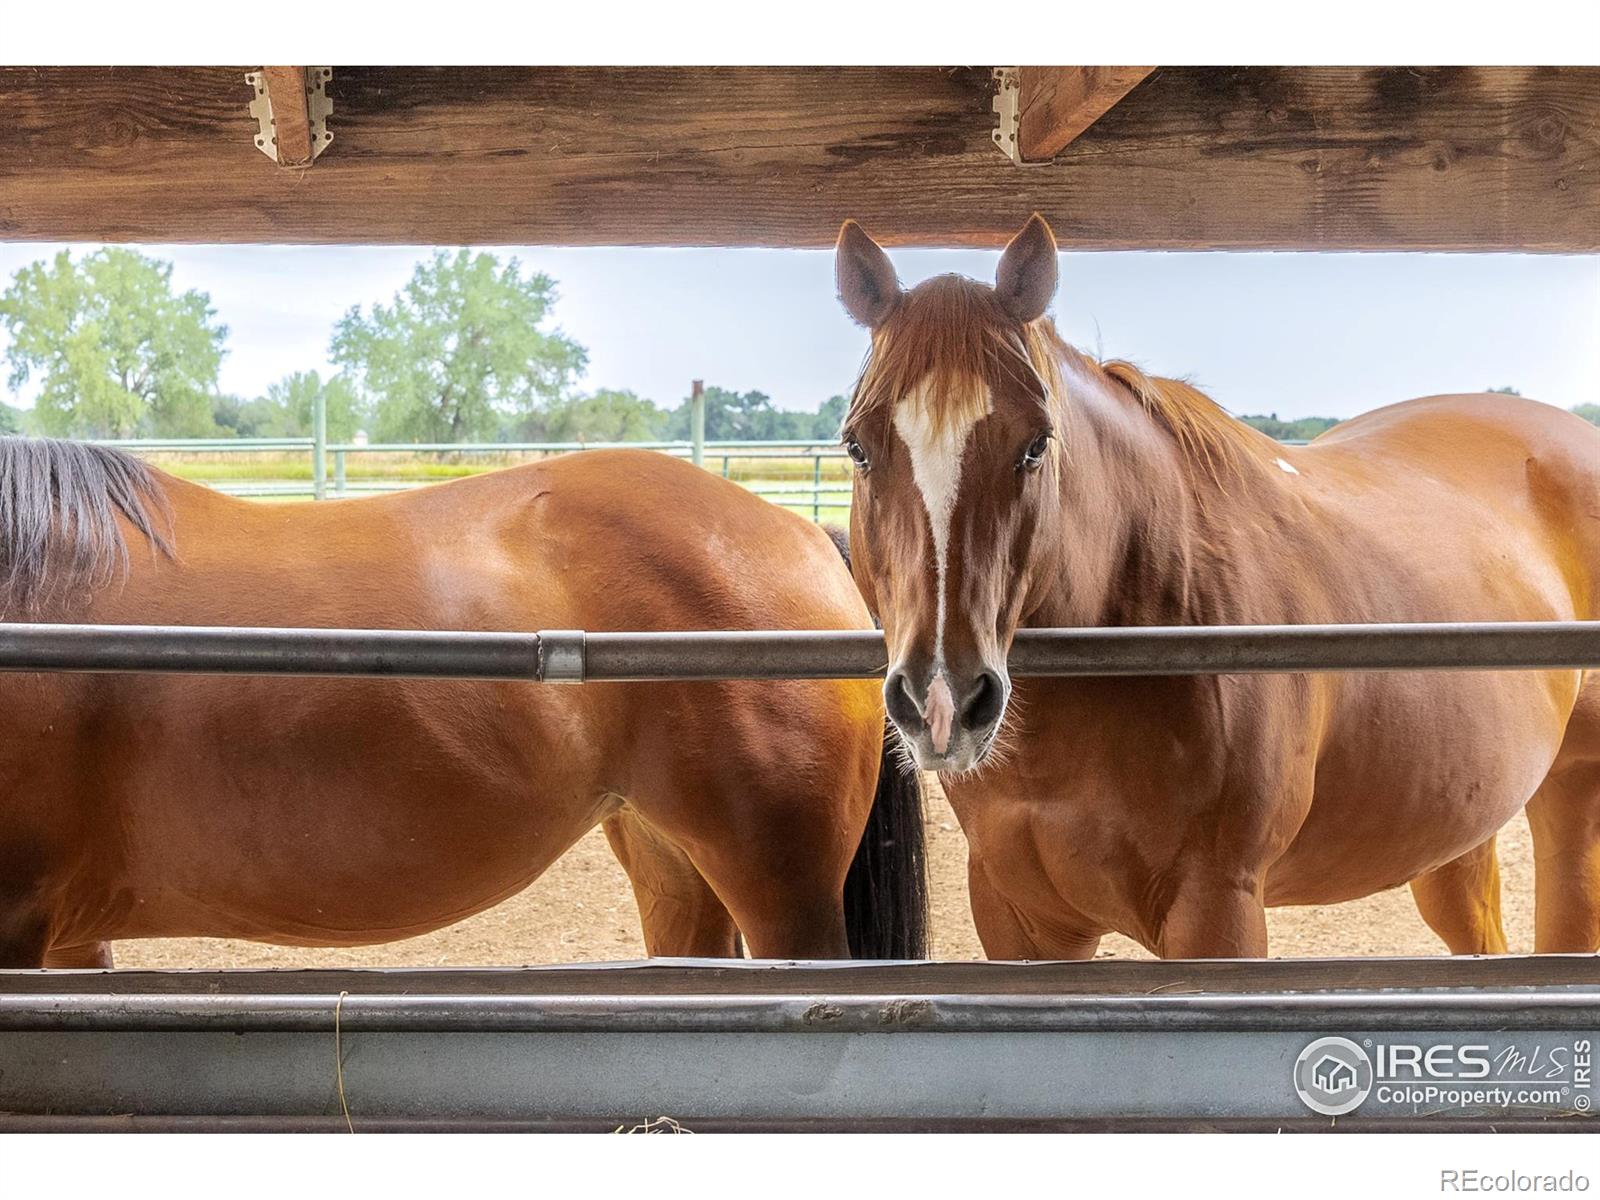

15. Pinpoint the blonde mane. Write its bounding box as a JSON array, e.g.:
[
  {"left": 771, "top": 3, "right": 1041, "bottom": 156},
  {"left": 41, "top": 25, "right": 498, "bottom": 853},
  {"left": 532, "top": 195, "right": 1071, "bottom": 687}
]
[
  {"left": 844, "top": 274, "right": 1266, "bottom": 483},
  {"left": 1095, "top": 358, "right": 1267, "bottom": 479},
  {"left": 845, "top": 276, "right": 1065, "bottom": 434}
]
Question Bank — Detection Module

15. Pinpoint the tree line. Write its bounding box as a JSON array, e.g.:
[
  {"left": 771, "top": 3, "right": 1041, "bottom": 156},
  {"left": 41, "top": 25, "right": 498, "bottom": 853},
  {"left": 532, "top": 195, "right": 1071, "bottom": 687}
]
[
  {"left": 0, "top": 248, "right": 848, "bottom": 444},
  {"left": 2, "top": 248, "right": 1590, "bottom": 445}
]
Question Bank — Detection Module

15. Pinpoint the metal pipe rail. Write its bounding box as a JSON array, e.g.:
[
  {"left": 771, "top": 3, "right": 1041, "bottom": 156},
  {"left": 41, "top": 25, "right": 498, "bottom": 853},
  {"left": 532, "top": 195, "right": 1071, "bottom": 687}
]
[
  {"left": 1, "top": 958, "right": 1594, "bottom": 1130},
  {"left": 3, "top": 984, "right": 1595, "bottom": 1034},
  {"left": 5, "top": 620, "right": 1600, "bottom": 681}
]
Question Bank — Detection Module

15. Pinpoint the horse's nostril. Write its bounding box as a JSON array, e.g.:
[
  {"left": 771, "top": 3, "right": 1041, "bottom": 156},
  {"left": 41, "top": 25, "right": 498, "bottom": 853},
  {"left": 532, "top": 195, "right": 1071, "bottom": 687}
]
[
  {"left": 883, "top": 669, "right": 925, "bottom": 732},
  {"left": 960, "top": 671, "right": 1006, "bottom": 731}
]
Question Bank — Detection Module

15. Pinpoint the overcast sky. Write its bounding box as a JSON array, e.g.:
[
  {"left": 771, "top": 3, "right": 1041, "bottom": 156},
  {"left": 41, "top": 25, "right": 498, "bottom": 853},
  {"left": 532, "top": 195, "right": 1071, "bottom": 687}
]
[{"left": 1, "top": 243, "right": 1595, "bottom": 421}]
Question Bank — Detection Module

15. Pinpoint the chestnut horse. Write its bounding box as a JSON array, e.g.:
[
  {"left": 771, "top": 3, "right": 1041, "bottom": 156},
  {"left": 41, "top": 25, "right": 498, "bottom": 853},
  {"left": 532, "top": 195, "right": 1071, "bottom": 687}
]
[
  {"left": 834, "top": 213, "right": 1600, "bottom": 960},
  {"left": 0, "top": 440, "right": 926, "bottom": 968}
]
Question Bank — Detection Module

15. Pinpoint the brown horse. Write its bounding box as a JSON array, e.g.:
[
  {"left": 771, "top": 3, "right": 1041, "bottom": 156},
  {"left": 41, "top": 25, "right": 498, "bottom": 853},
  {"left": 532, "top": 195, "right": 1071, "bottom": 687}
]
[
  {"left": 0, "top": 440, "right": 926, "bottom": 968},
  {"left": 834, "top": 213, "right": 1600, "bottom": 960}
]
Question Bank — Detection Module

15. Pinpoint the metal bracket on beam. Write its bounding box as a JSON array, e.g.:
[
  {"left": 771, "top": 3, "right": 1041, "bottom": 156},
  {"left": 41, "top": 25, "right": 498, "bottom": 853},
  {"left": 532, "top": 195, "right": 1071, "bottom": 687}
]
[
  {"left": 990, "top": 68, "right": 1047, "bottom": 167},
  {"left": 536, "top": 630, "right": 587, "bottom": 683},
  {"left": 245, "top": 67, "right": 334, "bottom": 165}
]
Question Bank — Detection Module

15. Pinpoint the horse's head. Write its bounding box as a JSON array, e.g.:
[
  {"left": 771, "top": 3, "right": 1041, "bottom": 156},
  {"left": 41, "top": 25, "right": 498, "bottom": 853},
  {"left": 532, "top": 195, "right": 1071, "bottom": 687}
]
[{"left": 835, "top": 215, "right": 1064, "bottom": 773}]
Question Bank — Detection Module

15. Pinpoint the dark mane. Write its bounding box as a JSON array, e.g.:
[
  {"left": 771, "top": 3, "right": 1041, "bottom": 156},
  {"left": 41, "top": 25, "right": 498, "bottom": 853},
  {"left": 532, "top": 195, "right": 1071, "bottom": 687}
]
[{"left": 0, "top": 437, "right": 173, "bottom": 616}]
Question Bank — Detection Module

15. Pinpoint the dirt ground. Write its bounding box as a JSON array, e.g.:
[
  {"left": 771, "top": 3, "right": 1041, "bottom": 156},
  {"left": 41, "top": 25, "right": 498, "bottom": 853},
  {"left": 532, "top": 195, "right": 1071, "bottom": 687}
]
[{"left": 114, "top": 777, "right": 1538, "bottom": 969}]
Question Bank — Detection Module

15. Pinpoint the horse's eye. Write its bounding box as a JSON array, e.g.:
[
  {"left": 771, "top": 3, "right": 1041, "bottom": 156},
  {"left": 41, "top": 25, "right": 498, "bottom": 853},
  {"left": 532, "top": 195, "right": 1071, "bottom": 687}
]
[
  {"left": 1019, "top": 432, "right": 1052, "bottom": 472},
  {"left": 845, "top": 437, "right": 870, "bottom": 470}
]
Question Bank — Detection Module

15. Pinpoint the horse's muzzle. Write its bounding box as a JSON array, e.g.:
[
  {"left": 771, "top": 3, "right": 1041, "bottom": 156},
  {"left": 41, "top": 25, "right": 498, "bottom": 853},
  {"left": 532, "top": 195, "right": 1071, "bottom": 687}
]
[{"left": 884, "top": 663, "right": 1009, "bottom": 773}]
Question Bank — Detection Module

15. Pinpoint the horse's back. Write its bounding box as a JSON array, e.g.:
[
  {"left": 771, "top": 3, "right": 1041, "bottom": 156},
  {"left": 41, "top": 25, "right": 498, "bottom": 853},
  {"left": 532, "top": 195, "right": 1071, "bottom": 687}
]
[
  {"left": 88, "top": 448, "right": 869, "bottom": 634},
  {"left": 1309, "top": 394, "right": 1599, "bottom": 519},
  {"left": 1295, "top": 393, "right": 1600, "bottom": 621}
]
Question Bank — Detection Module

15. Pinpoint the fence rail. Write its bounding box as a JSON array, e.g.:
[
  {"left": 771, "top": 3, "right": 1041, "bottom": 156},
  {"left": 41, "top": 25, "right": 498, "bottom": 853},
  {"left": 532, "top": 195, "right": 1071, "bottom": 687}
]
[
  {"left": 4, "top": 620, "right": 1600, "bottom": 681},
  {"left": 1, "top": 957, "right": 1593, "bottom": 1130}
]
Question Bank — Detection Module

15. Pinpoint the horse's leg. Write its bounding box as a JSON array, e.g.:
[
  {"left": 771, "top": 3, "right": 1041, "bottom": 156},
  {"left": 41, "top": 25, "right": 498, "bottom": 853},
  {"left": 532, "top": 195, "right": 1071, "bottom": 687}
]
[
  {"left": 1527, "top": 763, "right": 1600, "bottom": 953},
  {"left": 681, "top": 809, "right": 853, "bottom": 961},
  {"left": 602, "top": 809, "right": 740, "bottom": 958},
  {"left": 968, "top": 858, "right": 1103, "bottom": 961},
  {"left": 709, "top": 855, "right": 851, "bottom": 962},
  {"left": 1156, "top": 876, "right": 1270, "bottom": 959},
  {"left": 967, "top": 859, "right": 1040, "bottom": 959},
  {"left": 627, "top": 719, "right": 871, "bottom": 962},
  {"left": 0, "top": 904, "right": 50, "bottom": 968},
  {"left": 43, "top": 941, "right": 115, "bottom": 968},
  {"left": 1408, "top": 836, "right": 1509, "bottom": 955}
]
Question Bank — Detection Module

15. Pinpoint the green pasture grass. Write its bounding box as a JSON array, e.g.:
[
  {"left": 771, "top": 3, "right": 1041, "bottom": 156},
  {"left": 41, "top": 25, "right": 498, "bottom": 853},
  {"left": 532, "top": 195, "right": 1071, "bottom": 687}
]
[
  {"left": 148, "top": 455, "right": 498, "bottom": 483},
  {"left": 709, "top": 457, "right": 851, "bottom": 484}
]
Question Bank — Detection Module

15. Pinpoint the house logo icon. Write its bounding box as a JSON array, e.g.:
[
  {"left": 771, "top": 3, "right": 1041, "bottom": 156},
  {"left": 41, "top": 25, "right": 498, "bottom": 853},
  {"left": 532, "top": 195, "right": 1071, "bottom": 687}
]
[
  {"left": 1294, "top": 1036, "right": 1375, "bottom": 1116},
  {"left": 1312, "top": 1055, "right": 1358, "bottom": 1093}
]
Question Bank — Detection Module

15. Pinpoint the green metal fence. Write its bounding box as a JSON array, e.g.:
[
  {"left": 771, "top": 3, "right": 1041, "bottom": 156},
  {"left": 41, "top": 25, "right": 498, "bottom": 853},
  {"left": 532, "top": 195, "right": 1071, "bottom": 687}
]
[{"left": 92, "top": 432, "right": 854, "bottom": 522}]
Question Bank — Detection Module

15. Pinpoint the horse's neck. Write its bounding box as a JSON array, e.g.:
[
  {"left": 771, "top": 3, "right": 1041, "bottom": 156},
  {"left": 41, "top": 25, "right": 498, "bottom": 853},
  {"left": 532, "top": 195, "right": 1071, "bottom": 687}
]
[{"left": 1039, "top": 362, "right": 1289, "bottom": 629}]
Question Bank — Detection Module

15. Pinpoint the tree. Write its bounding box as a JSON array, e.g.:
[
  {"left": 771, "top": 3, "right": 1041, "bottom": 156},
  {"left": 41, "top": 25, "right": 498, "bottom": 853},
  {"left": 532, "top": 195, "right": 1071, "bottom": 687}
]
[
  {"left": 1571, "top": 404, "right": 1600, "bottom": 427},
  {"left": 212, "top": 393, "right": 287, "bottom": 439},
  {"left": 261, "top": 371, "right": 363, "bottom": 441},
  {"left": 0, "top": 404, "right": 18, "bottom": 435},
  {"left": 534, "top": 389, "right": 668, "bottom": 443},
  {"left": 660, "top": 386, "right": 850, "bottom": 441},
  {"left": 1238, "top": 412, "right": 1340, "bottom": 441},
  {"left": 815, "top": 394, "right": 849, "bottom": 439},
  {"left": 332, "top": 251, "right": 587, "bottom": 443},
  {"left": 1488, "top": 386, "right": 1521, "bottom": 396},
  {"left": 662, "top": 386, "right": 758, "bottom": 440},
  {"left": 213, "top": 373, "right": 364, "bottom": 440},
  {"left": 0, "top": 248, "right": 227, "bottom": 438}
]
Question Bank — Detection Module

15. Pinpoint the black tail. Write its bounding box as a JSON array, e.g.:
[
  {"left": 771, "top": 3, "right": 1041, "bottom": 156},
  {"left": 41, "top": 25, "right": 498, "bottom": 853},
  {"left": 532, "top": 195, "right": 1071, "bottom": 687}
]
[
  {"left": 823, "top": 524, "right": 929, "bottom": 959},
  {"left": 843, "top": 726, "right": 929, "bottom": 958}
]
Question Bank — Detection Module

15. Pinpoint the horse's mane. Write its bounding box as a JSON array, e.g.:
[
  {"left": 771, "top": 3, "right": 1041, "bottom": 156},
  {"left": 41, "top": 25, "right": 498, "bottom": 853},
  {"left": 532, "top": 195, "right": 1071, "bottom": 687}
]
[
  {"left": 845, "top": 275, "right": 1065, "bottom": 434},
  {"left": 0, "top": 437, "right": 173, "bottom": 616},
  {"left": 843, "top": 274, "right": 1265, "bottom": 482},
  {"left": 1094, "top": 357, "right": 1266, "bottom": 479}
]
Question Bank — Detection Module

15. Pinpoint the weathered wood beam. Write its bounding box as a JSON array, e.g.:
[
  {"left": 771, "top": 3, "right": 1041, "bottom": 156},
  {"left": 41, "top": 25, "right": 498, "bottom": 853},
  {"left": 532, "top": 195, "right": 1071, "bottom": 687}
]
[
  {"left": 260, "top": 66, "right": 313, "bottom": 165},
  {"left": 0, "top": 66, "right": 1594, "bottom": 251},
  {"left": 1018, "top": 66, "right": 1155, "bottom": 161}
]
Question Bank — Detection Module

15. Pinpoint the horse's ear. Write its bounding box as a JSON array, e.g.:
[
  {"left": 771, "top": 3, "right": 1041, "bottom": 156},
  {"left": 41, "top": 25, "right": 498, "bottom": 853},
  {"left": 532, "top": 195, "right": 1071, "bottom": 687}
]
[
  {"left": 995, "top": 213, "right": 1059, "bottom": 323},
  {"left": 835, "top": 221, "right": 902, "bottom": 329}
]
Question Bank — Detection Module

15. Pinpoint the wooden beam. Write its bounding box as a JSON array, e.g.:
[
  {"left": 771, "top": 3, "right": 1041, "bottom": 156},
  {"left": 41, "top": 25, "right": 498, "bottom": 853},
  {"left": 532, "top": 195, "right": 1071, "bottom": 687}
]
[
  {"left": 0, "top": 66, "right": 1594, "bottom": 250},
  {"left": 260, "top": 66, "right": 312, "bottom": 166},
  {"left": 1018, "top": 66, "right": 1154, "bottom": 162}
]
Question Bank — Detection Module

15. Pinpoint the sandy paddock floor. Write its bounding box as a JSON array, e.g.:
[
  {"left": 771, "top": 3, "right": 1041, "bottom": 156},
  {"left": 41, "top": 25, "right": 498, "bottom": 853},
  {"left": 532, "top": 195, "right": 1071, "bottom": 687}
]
[{"left": 114, "top": 778, "right": 1540, "bottom": 969}]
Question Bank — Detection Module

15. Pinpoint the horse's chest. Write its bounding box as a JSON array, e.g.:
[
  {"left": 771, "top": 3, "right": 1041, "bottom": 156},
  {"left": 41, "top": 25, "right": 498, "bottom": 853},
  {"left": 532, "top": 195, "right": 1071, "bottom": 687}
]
[{"left": 944, "top": 771, "right": 1198, "bottom": 938}]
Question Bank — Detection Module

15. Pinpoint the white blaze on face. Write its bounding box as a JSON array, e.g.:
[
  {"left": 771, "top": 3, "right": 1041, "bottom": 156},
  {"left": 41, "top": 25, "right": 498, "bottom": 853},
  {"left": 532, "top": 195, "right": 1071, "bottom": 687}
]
[{"left": 892, "top": 379, "right": 992, "bottom": 737}]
